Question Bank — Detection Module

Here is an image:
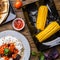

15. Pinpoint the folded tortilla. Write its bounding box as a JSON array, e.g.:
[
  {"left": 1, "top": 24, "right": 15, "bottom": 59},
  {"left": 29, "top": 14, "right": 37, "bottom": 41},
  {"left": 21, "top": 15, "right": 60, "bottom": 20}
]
[{"left": 0, "top": 0, "right": 9, "bottom": 24}]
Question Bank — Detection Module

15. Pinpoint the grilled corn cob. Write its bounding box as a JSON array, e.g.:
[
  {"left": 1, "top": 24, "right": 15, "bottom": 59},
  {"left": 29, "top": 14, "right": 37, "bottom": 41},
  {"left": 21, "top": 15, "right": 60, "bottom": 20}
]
[
  {"left": 36, "top": 21, "right": 60, "bottom": 42},
  {"left": 36, "top": 5, "right": 48, "bottom": 30}
]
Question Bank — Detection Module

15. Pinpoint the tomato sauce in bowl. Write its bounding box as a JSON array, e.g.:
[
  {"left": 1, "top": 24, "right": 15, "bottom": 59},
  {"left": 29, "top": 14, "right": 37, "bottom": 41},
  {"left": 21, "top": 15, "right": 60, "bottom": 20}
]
[{"left": 12, "top": 18, "right": 25, "bottom": 31}]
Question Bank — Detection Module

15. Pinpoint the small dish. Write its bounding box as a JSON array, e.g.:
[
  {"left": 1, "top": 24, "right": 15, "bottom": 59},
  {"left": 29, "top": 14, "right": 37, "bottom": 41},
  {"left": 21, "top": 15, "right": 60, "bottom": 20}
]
[{"left": 12, "top": 18, "right": 25, "bottom": 31}]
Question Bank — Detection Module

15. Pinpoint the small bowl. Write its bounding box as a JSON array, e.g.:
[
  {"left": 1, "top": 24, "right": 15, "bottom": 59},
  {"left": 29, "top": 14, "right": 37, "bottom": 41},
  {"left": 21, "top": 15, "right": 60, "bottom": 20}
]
[{"left": 12, "top": 18, "right": 25, "bottom": 31}]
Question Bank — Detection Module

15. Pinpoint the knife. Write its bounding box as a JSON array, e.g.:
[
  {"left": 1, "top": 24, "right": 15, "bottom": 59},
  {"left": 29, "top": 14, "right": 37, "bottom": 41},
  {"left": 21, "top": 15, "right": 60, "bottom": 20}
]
[
  {"left": 42, "top": 37, "right": 60, "bottom": 47},
  {"left": 44, "top": 0, "right": 59, "bottom": 17}
]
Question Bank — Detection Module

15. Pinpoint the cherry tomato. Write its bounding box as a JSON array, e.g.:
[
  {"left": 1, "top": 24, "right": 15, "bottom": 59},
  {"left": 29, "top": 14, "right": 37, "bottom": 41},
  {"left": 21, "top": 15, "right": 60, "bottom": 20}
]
[{"left": 15, "top": 1, "right": 22, "bottom": 9}]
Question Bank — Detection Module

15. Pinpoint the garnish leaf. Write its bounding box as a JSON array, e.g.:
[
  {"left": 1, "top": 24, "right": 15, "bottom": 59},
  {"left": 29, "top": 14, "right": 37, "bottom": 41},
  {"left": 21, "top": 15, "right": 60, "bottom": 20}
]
[
  {"left": 31, "top": 51, "right": 37, "bottom": 56},
  {"left": 39, "top": 52, "right": 45, "bottom": 60},
  {"left": 4, "top": 48, "right": 10, "bottom": 56}
]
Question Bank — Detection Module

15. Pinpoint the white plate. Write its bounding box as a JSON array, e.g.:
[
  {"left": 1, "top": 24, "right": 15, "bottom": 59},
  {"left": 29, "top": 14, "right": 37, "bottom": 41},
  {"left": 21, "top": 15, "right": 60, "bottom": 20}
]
[{"left": 0, "top": 30, "right": 30, "bottom": 60}]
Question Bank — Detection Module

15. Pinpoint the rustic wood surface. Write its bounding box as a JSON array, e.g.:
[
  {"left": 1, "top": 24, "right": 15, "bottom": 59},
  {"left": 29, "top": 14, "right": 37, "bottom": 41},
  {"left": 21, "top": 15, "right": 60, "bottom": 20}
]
[{"left": 0, "top": 0, "right": 60, "bottom": 60}]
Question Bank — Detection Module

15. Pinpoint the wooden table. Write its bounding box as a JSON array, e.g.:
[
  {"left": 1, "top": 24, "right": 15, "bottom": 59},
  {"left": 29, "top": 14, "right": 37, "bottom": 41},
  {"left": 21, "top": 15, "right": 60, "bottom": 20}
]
[{"left": 0, "top": 0, "right": 60, "bottom": 60}]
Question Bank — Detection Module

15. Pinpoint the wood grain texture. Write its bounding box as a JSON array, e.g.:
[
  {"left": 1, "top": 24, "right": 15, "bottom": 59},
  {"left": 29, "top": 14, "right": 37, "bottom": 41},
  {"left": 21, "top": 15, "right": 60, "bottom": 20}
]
[
  {"left": 0, "top": 0, "right": 60, "bottom": 60},
  {"left": 54, "top": 0, "right": 60, "bottom": 14}
]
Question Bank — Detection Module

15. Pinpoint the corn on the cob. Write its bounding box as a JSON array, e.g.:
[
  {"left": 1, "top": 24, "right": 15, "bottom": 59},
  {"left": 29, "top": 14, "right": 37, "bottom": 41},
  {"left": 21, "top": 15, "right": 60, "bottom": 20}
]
[
  {"left": 36, "top": 21, "right": 60, "bottom": 42},
  {"left": 36, "top": 5, "right": 48, "bottom": 30}
]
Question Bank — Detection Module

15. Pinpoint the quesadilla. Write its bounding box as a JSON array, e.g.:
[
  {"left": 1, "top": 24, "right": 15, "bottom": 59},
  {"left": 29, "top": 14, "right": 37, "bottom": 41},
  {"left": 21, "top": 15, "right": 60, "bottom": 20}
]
[{"left": 0, "top": 0, "right": 9, "bottom": 24}]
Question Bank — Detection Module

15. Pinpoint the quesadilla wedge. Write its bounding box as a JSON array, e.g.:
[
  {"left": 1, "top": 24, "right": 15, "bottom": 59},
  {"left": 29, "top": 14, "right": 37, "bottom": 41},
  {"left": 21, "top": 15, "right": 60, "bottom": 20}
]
[{"left": 0, "top": 0, "right": 9, "bottom": 24}]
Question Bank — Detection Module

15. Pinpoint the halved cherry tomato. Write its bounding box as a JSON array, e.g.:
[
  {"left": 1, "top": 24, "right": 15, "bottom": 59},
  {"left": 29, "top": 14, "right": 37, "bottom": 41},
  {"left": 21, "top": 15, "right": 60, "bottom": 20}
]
[
  {"left": 2, "top": 44, "right": 8, "bottom": 49},
  {"left": 4, "top": 56, "right": 9, "bottom": 60},
  {"left": 12, "top": 54, "right": 17, "bottom": 59},
  {"left": 9, "top": 43, "right": 15, "bottom": 52},
  {"left": 0, "top": 44, "right": 8, "bottom": 54},
  {"left": 0, "top": 47, "right": 4, "bottom": 54},
  {"left": 14, "top": 49, "right": 18, "bottom": 54}
]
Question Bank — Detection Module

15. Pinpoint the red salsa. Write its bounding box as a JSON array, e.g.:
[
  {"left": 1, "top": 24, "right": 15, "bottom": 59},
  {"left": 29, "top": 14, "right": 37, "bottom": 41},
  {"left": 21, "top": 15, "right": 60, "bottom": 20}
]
[{"left": 14, "top": 19, "right": 23, "bottom": 29}]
